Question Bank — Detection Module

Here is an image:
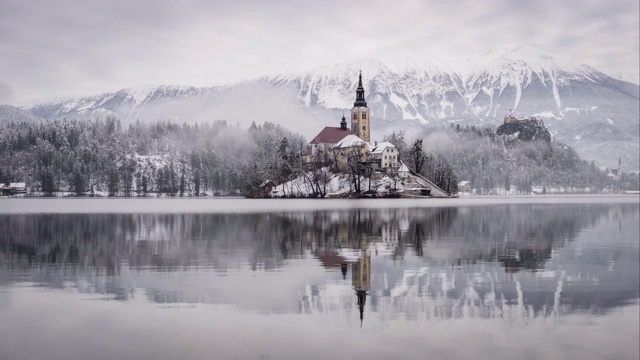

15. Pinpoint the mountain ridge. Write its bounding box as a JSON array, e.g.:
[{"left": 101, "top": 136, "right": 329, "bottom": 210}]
[{"left": 15, "top": 45, "right": 640, "bottom": 170}]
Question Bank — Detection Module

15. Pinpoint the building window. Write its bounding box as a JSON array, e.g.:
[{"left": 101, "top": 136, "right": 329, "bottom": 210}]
[
  {"left": 353, "top": 113, "right": 357, "bottom": 120},
  {"left": 363, "top": 126, "right": 366, "bottom": 131},
  {"left": 362, "top": 113, "right": 366, "bottom": 119}
]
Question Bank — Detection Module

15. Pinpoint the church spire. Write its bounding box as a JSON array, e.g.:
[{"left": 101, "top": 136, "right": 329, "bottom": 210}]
[
  {"left": 340, "top": 113, "right": 347, "bottom": 130},
  {"left": 354, "top": 71, "right": 367, "bottom": 107}
]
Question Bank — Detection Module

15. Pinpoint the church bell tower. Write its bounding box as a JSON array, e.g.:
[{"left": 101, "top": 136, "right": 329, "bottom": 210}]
[{"left": 351, "top": 71, "right": 370, "bottom": 143}]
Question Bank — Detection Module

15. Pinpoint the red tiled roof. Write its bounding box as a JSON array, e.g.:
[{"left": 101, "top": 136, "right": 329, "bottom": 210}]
[
  {"left": 315, "top": 251, "right": 349, "bottom": 269},
  {"left": 310, "top": 127, "right": 351, "bottom": 144}
]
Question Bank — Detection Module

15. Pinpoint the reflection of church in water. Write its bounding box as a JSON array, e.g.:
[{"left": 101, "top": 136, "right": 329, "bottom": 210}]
[
  {"left": 352, "top": 250, "right": 370, "bottom": 326},
  {"left": 308, "top": 212, "right": 403, "bottom": 326},
  {"left": 335, "top": 239, "right": 371, "bottom": 326},
  {"left": 317, "top": 230, "right": 380, "bottom": 326}
]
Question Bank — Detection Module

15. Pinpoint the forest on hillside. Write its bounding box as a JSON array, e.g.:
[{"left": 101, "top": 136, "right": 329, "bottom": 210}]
[
  {"left": 0, "top": 117, "right": 637, "bottom": 196},
  {"left": 384, "top": 124, "right": 638, "bottom": 194}
]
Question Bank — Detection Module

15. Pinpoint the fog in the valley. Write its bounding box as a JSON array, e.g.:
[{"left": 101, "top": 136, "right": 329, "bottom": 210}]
[{"left": 126, "top": 83, "right": 325, "bottom": 139}]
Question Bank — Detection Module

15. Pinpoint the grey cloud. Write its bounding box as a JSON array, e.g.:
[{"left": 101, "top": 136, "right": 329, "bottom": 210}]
[{"left": 0, "top": 0, "right": 637, "bottom": 105}]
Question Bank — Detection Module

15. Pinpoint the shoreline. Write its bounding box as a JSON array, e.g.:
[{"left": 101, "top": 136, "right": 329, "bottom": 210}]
[{"left": 1, "top": 194, "right": 638, "bottom": 215}]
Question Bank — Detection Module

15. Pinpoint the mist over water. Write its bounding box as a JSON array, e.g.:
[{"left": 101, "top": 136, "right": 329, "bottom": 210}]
[{"left": 0, "top": 199, "right": 638, "bottom": 360}]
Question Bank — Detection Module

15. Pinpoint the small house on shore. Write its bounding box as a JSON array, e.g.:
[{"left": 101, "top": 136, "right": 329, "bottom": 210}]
[
  {"left": 457, "top": 181, "right": 471, "bottom": 193},
  {"left": 260, "top": 180, "right": 276, "bottom": 193},
  {"left": 5, "top": 183, "right": 27, "bottom": 195}
]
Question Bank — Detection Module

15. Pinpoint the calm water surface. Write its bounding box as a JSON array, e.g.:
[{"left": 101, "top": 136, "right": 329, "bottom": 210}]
[{"left": 1, "top": 197, "right": 638, "bottom": 360}]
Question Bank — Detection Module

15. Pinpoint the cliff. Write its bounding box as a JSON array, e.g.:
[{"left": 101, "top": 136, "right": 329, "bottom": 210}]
[{"left": 496, "top": 119, "right": 551, "bottom": 143}]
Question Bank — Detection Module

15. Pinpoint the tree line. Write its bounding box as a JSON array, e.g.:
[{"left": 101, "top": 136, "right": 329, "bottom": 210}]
[
  {"left": 384, "top": 124, "right": 637, "bottom": 194},
  {"left": 0, "top": 117, "right": 305, "bottom": 196},
  {"left": 1, "top": 117, "right": 635, "bottom": 197}
]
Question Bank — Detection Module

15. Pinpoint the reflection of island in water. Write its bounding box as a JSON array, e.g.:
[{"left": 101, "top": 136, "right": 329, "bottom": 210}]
[{"left": 1, "top": 203, "right": 638, "bottom": 323}]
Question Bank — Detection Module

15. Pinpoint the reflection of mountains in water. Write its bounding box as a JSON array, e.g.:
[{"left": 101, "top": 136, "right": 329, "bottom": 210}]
[{"left": 0, "top": 204, "right": 638, "bottom": 319}]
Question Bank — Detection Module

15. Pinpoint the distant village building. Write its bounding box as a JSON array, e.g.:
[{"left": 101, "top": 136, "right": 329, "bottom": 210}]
[{"left": 8, "top": 182, "right": 27, "bottom": 195}]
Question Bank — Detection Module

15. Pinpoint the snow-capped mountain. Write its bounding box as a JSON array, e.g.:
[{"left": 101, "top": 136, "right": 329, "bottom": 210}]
[
  {"left": 26, "top": 85, "right": 217, "bottom": 122},
  {"left": 263, "top": 58, "right": 466, "bottom": 123},
  {"left": 259, "top": 46, "right": 638, "bottom": 169},
  {"left": 19, "top": 45, "right": 640, "bottom": 170}
]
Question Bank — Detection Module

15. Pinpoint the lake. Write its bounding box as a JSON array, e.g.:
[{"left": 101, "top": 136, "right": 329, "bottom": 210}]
[{"left": 1, "top": 196, "right": 638, "bottom": 360}]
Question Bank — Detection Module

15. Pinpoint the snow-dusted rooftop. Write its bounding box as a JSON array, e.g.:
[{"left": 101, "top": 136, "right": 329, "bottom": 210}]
[
  {"left": 334, "top": 134, "right": 367, "bottom": 149},
  {"left": 370, "top": 141, "right": 396, "bottom": 154}
]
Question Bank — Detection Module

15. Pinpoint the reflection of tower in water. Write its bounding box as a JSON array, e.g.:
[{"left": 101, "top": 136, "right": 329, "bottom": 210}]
[{"left": 352, "top": 239, "right": 371, "bottom": 326}]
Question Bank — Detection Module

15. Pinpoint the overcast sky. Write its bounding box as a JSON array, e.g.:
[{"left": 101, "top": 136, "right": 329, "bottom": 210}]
[{"left": 1, "top": 0, "right": 638, "bottom": 105}]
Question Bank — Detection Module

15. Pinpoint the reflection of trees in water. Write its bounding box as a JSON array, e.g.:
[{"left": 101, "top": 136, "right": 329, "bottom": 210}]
[
  {"left": 1, "top": 204, "right": 637, "bottom": 314},
  {"left": 0, "top": 214, "right": 306, "bottom": 275},
  {"left": 0, "top": 204, "right": 629, "bottom": 275},
  {"left": 439, "top": 204, "right": 608, "bottom": 272},
  {"left": 303, "top": 204, "right": 618, "bottom": 272},
  {"left": 299, "top": 204, "right": 638, "bottom": 324}
]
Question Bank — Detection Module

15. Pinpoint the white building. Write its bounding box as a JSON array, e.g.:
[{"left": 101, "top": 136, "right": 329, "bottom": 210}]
[
  {"left": 457, "top": 180, "right": 471, "bottom": 193},
  {"left": 8, "top": 183, "right": 27, "bottom": 194},
  {"left": 370, "top": 142, "right": 398, "bottom": 170},
  {"left": 398, "top": 163, "right": 411, "bottom": 179}
]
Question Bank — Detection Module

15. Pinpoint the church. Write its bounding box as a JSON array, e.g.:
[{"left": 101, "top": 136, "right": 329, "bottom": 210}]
[{"left": 304, "top": 72, "right": 398, "bottom": 172}]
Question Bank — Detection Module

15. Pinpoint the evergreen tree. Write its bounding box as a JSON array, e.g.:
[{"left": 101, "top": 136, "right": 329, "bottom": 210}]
[{"left": 410, "top": 139, "right": 426, "bottom": 174}]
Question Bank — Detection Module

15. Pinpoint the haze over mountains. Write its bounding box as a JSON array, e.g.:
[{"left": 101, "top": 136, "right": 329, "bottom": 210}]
[{"left": 7, "top": 45, "right": 640, "bottom": 170}]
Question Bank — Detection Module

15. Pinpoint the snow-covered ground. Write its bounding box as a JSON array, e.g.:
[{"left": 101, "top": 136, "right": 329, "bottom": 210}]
[{"left": 272, "top": 170, "right": 405, "bottom": 198}]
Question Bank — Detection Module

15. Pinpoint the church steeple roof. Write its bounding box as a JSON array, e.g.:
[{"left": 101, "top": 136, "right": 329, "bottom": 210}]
[{"left": 353, "top": 71, "right": 367, "bottom": 107}]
